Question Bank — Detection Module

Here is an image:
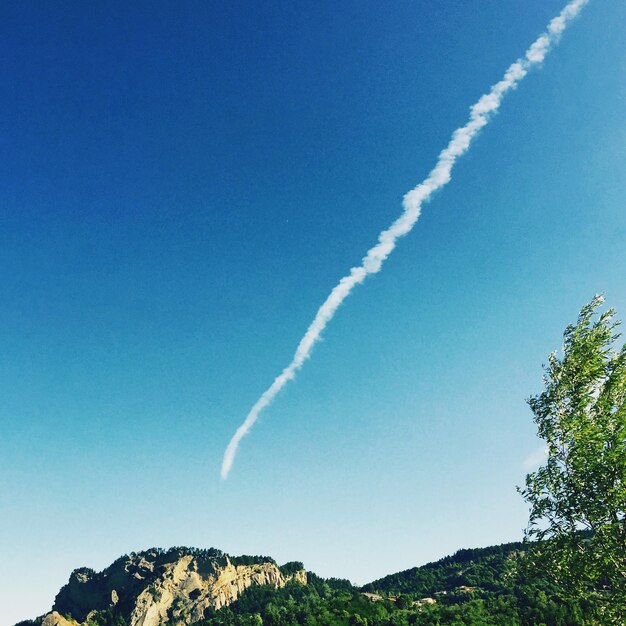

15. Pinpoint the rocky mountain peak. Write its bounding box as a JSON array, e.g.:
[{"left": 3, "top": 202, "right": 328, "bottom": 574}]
[{"left": 33, "top": 547, "right": 306, "bottom": 626}]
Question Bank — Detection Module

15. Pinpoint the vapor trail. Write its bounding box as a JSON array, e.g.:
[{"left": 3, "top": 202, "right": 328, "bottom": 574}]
[{"left": 221, "top": 0, "right": 589, "bottom": 479}]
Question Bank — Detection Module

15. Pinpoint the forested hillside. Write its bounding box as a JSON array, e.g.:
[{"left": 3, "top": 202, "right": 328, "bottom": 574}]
[
  {"left": 17, "top": 541, "right": 598, "bottom": 626},
  {"left": 191, "top": 542, "right": 594, "bottom": 626}
]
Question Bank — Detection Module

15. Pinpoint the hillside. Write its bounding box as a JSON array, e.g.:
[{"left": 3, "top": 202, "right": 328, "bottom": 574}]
[
  {"left": 362, "top": 541, "right": 525, "bottom": 597},
  {"left": 16, "top": 543, "right": 596, "bottom": 626}
]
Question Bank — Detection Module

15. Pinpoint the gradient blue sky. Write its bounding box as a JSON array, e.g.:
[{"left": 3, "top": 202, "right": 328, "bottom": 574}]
[{"left": 1, "top": 1, "right": 625, "bottom": 623}]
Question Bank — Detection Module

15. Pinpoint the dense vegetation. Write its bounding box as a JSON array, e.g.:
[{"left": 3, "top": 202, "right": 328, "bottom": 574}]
[
  {"left": 184, "top": 541, "right": 597, "bottom": 626},
  {"left": 124, "top": 546, "right": 278, "bottom": 569}
]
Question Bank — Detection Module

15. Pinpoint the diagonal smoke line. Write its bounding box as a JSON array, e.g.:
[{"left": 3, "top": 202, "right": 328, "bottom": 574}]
[{"left": 221, "top": 0, "right": 589, "bottom": 479}]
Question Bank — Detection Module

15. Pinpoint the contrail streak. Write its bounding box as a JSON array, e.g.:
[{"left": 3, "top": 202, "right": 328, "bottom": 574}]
[{"left": 221, "top": 0, "right": 589, "bottom": 479}]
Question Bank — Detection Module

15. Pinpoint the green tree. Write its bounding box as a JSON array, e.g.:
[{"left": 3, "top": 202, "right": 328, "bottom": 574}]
[{"left": 519, "top": 295, "right": 626, "bottom": 623}]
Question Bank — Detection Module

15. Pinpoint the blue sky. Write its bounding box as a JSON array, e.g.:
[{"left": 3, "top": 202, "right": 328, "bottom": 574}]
[{"left": 1, "top": 1, "right": 625, "bottom": 623}]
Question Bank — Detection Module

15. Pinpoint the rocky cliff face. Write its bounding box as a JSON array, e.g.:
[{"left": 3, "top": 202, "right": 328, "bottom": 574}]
[{"left": 34, "top": 548, "right": 306, "bottom": 626}]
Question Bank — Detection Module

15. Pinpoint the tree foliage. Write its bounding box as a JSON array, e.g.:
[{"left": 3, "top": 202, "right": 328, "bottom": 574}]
[
  {"left": 519, "top": 295, "right": 626, "bottom": 622},
  {"left": 189, "top": 542, "right": 595, "bottom": 626}
]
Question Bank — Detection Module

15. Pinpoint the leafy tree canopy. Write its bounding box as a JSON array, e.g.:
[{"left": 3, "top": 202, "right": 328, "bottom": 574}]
[{"left": 520, "top": 295, "right": 626, "bottom": 623}]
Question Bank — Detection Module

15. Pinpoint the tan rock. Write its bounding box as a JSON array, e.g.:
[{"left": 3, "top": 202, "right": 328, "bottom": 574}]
[
  {"left": 45, "top": 549, "right": 307, "bottom": 626},
  {"left": 41, "top": 613, "right": 77, "bottom": 626},
  {"left": 130, "top": 556, "right": 304, "bottom": 626}
]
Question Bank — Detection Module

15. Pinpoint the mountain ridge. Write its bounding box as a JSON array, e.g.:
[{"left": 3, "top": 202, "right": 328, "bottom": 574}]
[{"left": 15, "top": 541, "right": 594, "bottom": 626}]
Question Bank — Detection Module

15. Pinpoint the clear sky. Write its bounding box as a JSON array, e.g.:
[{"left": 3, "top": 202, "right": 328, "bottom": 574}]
[{"left": 1, "top": 1, "right": 625, "bottom": 623}]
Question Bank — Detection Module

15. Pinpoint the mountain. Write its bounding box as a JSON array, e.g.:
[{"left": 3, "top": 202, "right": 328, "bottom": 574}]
[
  {"left": 16, "top": 547, "right": 305, "bottom": 626},
  {"left": 16, "top": 542, "right": 595, "bottom": 626}
]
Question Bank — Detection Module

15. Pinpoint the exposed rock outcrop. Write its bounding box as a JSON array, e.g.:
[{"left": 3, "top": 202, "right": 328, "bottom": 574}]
[
  {"left": 41, "top": 613, "right": 77, "bottom": 626},
  {"left": 41, "top": 547, "right": 306, "bottom": 626}
]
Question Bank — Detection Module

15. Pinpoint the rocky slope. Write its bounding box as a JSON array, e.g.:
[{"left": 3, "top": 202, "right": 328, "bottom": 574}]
[{"left": 22, "top": 547, "right": 306, "bottom": 626}]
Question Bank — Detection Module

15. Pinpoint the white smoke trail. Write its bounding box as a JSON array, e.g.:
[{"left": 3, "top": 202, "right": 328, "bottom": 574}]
[{"left": 221, "top": 0, "right": 589, "bottom": 479}]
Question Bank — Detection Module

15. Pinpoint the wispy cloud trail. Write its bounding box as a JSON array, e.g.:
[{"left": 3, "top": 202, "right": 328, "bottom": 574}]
[{"left": 221, "top": 0, "right": 589, "bottom": 479}]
